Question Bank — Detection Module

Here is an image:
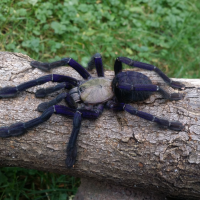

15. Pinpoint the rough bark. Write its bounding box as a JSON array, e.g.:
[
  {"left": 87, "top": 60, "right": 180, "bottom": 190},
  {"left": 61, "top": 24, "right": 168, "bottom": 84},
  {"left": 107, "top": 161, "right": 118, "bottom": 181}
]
[
  {"left": 0, "top": 51, "right": 200, "bottom": 199},
  {"left": 74, "top": 178, "right": 167, "bottom": 200}
]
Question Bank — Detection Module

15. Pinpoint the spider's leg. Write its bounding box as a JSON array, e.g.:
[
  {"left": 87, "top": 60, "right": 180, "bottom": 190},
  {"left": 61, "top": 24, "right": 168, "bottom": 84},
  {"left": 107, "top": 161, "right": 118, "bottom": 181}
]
[
  {"left": 65, "top": 111, "right": 81, "bottom": 168},
  {"left": 55, "top": 104, "right": 104, "bottom": 168},
  {"left": 0, "top": 105, "right": 78, "bottom": 138},
  {"left": 114, "top": 58, "right": 122, "bottom": 75},
  {"left": 0, "top": 104, "right": 103, "bottom": 168},
  {"left": 35, "top": 82, "right": 73, "bottom": 98},
  {"left": 30, "top": 60, "right": 66, "bottom": 72},
  {"left": 37, "top": 92, "right": 77, "bottom": 112},
  {"left": 116, "top": 57, "right": 185, "bottom": 90},
  {"left": 124, "top": 104, "right": 184, "bottom": 130},
  {"left": 107, "top": 101, "right": 184, "bottom": 131},
  {"left": 0, "top": 75, "right": 78, "bottom": 99},
  {"left": 87, "top": 53, "right": 104, "bottom": 77},
  {"left": 117, "top": 84, "right": 184, "bottom": 100},
  {"left": 31, "top": 58, "right": 91, "bottom": 79},
  {"left": 94, "top": 54, "right": 104, "bottom": 77},
  {"left": 0, "top": 106, "right": 56, "bottom": 138}
]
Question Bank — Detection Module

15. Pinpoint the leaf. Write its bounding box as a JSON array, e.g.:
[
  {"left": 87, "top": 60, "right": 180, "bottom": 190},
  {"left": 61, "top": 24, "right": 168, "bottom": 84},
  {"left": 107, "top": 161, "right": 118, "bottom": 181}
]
[
  {"left": 83, "top": 29, "right": 95, "bottom": 36},
  {"left": 22, "top": 37, "right": 40, "bottom": 53},
  {"left": 6, "top": 42, "right": 16, "bottom": 51},
  {"left": 35, "top": 9, "right": 47, "bottom": 23},
  {"left": 59, "top": 193, "right": 68, "bottom": 200},
  {"left": 129, "top": 7, "right": 144, "bottom": 13},
  {"left": 51, "top": 21, "right": 67, "bottom": 34},
  {"left": 27, "top": 0, "right": 38, "bottom": 6},
  {"left": 78, "top": 4, "right": 88, "bottom": 12},
  {"left": 125, "top": 48, "right": 133, "bottom": 55},
  {"left": 16, "top": 8, "right": 27, "bottom": 16},
  {"left": 0, "top": 13, "right": 6, "bottom": 21},
  {"left": 47, "top": 41, "right": 62, "bottom": 53}
]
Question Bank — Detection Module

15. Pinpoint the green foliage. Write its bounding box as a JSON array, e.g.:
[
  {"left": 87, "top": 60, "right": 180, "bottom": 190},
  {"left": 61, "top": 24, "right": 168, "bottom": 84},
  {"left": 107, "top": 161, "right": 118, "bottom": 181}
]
[
  {"left": 0, "top": 0, "right": 199, "bottom": 77},
  {"left": 0, "top": 0, "right": 200, "bottom": 199},
  {"left": 0, "top": 167, "right": 79, "bottom": 200}
]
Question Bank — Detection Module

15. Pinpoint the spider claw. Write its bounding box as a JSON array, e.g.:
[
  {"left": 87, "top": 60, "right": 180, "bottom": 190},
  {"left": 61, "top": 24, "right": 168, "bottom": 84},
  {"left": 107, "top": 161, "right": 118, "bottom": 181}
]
[
  {"left": 66, "top": 146, "right": 77, "bottom": 169},
  {"left": 169, "top": 93, "right": 185, "bottom": 101},
  {"left": 155, "top": 118, "right": 184, "bottom": 131},
  {"left": 35, "top": 88, "right": 48, "bottom": 98},
  {"left": 37, "top": 102, "right": 50, "bottom": 112},
  {"left": 0, "top": 87, "right": 19, "bottom": 98},
  {"left": 65, "top": 156, "right": 76, "bottom": 169},
  {"left": 0, "top": 123, "right": 27, "bottom": 137},
  {"left": 169, "top": 121, "right": 184, "bottom": 131},
  {"left": 0, "top": 127, "right": 10, "bottom": 137},
  {"left": 30, "top": 61, "right": 50, "bottom": 72},
  {"left": 170, "top": 81, "right": 185, "bottom": 90}
]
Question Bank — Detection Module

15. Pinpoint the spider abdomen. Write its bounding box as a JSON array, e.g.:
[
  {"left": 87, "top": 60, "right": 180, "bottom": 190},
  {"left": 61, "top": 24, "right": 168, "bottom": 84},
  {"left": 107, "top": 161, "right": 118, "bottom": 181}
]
[
  {"left": 112, "top": 71, "right": 152, "bottom": 103},
  {"left": 79, "top": 77, "right": 114, "bottom": 104}
]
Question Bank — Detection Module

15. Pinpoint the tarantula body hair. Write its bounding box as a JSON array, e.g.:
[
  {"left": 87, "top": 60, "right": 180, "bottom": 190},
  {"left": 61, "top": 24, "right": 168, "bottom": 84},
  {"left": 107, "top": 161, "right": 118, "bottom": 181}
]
[{"left": 112, "top": 71, "right": 153, "bottom": 103}]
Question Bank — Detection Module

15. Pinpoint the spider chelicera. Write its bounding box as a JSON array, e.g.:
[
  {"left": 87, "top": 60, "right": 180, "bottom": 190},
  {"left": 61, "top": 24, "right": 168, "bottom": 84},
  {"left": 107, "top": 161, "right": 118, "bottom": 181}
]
[{"left": 0, "top": 53, "right": 185, "bottom": 168}]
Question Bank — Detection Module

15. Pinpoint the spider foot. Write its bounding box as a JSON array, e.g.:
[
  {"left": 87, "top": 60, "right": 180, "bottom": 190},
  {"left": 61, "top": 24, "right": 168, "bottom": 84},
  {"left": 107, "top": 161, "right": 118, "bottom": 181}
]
[
  {"left": 0, "top": 127, "right": 10, "bottom": 137},
  {"left": 35, "top": 88, "right": 48, "bottom": 98},
  {"left": 0, "top": 122, "right": 27, "bottom": 138},
  {"left": 37, "top": 102, "right": 51, "bottom": 112},
  {"left": 0, "top": 86, "right": 19, "bottom": 98},
  {"left": 169, "top": 121, "right": 185, "bottom": 131},
  {"left": 30, "top": 61, "right": 50, "bottom": 72},
  {"left": 35, "top": 83, "right": 67, "bottom": 98},
  {"left": 170, "top": 81, "right": 185, "bottom": 90},
  {"left": 66, "top": 146, "right": 77, "bottom": 168},
  {"left": 37, "top": 93, "right": 67, "bottom": 112},
  {"left": 155, "top": 118, "right": 184, "bottom": 131},
  {"left": 169, "top": 93, "right": 185, "bottom": 101}
]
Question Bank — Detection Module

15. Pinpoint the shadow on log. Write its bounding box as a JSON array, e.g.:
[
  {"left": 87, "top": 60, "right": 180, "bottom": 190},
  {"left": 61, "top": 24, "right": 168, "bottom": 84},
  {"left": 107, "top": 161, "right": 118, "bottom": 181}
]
[{"left": 0, "top": 52, "right": 200, "bottom": 200}]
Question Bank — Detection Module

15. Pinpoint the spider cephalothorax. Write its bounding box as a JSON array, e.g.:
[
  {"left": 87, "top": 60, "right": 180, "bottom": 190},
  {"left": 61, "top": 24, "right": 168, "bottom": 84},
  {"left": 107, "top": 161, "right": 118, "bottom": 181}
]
[
  {"left": 0, "top": 53, "right": 185, "bottom": 168},
  {"left": 69, "top": 77, "right": 114, "bottom": 104}
]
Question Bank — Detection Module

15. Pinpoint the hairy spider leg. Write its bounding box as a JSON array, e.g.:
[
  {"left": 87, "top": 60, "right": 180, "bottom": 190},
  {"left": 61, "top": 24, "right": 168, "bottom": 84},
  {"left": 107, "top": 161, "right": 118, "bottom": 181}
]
[
  {"left": 87, "top": 53, "right": 104, "bottom": 77},
  {"left": 35, "top": 82, "right": 73, "bottom": 98},
  {"left": 0, "top": 104, "right": 104, "bottom": 168},
  {"left": 31, "top": 58, "right": 91, "bottom": 79},
  {"left": 107, "top": 101, "right": 184, "bottom": 131},
  {"left": 66, "top": 111, "right": 81, "bottom": 168},
  {"left": 0, "top": 105, "right": 73, "bottom": 138},
  {"left": 37, "top": 92, "right": 77, "bottom": 112},
  {"left": 117, "top": 84, "right": 183, "bottom": 101},
  {"left": 65, "top": 104, "right": 104, "bottom": 168},
  {"left": 114, "top": 57, "right": 185, "bottom": 90},
  {"left": 94, "top": 55, "right": 104, "bottom": 77},
  {"left": 0, "top": 74, "right": 78, "bottom": 99}
]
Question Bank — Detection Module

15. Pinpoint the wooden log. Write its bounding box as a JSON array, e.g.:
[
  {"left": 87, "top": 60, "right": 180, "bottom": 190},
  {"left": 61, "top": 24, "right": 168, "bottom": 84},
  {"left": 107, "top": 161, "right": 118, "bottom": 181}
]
[
  {"left": 73, "top": 178, "right": 167, "bottom": 200},
  {"left": 0, "top": 51, "right": 199, "bottom": 200}
]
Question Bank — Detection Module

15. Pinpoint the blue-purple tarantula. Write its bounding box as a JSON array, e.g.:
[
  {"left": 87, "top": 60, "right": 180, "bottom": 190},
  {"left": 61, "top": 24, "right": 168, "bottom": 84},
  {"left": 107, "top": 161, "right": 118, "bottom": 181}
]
[{"left": 0, "top": 53, "right": 185, "bottom": 168}]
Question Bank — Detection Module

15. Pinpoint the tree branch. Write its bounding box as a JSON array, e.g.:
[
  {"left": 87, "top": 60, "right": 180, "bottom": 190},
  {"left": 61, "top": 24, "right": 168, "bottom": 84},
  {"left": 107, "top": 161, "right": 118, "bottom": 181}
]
[{"left": 0, "top": 52, "right": 199, "bottom": 199}]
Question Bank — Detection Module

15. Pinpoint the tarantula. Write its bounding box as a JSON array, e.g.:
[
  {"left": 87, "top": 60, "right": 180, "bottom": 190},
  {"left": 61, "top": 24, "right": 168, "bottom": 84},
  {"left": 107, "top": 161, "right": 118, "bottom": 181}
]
[{"left": 0, "top": 53, "right": 185, "bottom": 168}]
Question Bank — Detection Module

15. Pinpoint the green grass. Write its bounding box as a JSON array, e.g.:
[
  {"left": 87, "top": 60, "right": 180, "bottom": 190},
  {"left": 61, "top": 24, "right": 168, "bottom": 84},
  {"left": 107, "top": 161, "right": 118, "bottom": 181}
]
[
  {"left": 0, "top": 0, "right": 200, "bottom": 199},
  {"left": 0, "top": 167, "right": 80, "bottom": 200}
]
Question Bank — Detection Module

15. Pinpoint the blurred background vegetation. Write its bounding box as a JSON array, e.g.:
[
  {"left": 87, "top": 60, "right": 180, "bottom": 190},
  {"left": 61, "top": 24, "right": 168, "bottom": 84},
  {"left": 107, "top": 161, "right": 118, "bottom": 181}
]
[{"left": 0, "top": 0, "right": 199, "bottom": 199}]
